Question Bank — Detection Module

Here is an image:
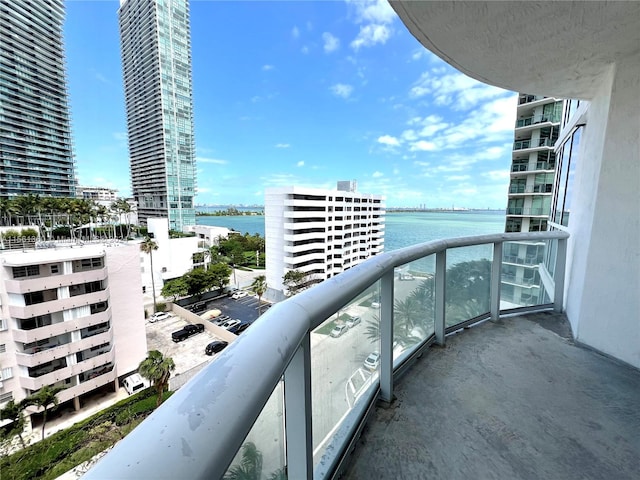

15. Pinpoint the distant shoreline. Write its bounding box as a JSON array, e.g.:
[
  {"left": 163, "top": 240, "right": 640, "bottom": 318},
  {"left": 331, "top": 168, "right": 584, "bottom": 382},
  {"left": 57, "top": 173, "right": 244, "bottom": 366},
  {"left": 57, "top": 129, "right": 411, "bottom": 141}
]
[{"left": 195, "top": 207, "right": 504, "bottom": 215}]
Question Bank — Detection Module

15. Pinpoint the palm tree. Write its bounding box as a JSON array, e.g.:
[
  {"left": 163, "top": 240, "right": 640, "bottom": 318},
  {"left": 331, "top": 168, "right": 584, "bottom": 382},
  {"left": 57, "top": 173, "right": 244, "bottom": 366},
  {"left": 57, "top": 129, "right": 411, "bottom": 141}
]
[
  {"left": 224, "top": 442, "right": 263, "bottom": 480},
  {"left": 0, "top": 400, "right": 27, "bottom": 448},
  {"left": 140, "top": 237, "right": 159, "bottom": 313},
  {"left": 138, "top": 350, "right": 175, "bottom": 408},
  {"left": 251, "top": 275, "right": 267, "bottom": 314},
  {"left": 23, "top": 385, "right": 63, "bottom": 440}
]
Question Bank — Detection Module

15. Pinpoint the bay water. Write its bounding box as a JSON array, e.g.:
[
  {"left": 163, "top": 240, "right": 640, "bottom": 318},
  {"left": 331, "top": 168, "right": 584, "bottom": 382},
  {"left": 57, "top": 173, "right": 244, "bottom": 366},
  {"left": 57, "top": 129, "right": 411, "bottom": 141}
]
[{"left": 196, "top": 210, "right": 506, "bottom": 273}]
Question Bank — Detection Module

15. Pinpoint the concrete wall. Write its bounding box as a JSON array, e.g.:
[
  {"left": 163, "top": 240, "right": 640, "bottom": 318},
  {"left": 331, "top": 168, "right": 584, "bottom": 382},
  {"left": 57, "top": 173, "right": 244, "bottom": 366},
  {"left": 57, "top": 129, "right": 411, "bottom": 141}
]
[
  {"left": 565, "top": 54, "right": 640, "bottom": 368},
  {"left": 265, "top": 191, "right": 286, "bottom": 295},
  {"left": 106, "top": 244, "right": 148, "bottom": 376}
]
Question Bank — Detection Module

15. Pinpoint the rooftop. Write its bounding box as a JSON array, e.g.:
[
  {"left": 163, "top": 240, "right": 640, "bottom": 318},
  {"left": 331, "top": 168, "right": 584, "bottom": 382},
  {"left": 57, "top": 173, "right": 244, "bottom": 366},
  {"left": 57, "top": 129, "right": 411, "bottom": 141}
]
[{"left": 344, "top": 311, "right": 640, "bottom": 479}]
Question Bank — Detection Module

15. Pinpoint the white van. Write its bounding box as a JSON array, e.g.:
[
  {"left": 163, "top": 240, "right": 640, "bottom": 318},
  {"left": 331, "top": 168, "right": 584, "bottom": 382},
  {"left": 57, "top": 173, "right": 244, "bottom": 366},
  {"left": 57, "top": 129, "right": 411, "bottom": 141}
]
[{"left": 122, "top": 373, "right": 149, "bottom": 395}]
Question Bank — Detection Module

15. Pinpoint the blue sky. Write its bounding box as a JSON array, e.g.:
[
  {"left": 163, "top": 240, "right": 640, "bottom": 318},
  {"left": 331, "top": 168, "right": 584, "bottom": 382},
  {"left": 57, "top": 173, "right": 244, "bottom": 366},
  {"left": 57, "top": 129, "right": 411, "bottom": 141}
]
[{"left": 65, "top": 0, "right": 517, "bottom": 208}]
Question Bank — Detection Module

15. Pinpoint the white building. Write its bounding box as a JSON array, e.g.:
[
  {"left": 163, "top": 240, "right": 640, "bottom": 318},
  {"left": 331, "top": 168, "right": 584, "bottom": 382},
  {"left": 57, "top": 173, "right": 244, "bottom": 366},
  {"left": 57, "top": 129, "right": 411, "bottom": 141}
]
[
  {"left": 0, "top": 241, "right": 147, "bottom": 423},
  {"left": 141, "top": 218, "right": 201, "bottom": 300},
  {"left": 182, "top": 224, "right": 233, "bottom": 248},
  {"left": 265, "top": 183, "right": 385, "bottom": 301}
]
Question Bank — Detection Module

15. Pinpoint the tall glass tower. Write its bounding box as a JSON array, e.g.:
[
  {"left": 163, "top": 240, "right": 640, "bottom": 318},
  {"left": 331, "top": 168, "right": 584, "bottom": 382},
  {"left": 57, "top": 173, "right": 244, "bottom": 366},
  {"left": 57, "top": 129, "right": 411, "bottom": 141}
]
[
  {"left": 0, "top": 0, "right": 76, "bottom": 198},
  {"left": 118, "top": 0, "right": 196, "bottom": 231}
]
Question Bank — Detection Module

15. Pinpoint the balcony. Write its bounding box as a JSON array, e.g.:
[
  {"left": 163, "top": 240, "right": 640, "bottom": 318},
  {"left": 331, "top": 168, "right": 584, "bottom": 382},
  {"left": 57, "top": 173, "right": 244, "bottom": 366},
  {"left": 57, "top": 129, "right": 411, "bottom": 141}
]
[
  {"left": 505, "top": 207, "right": 549, "bottom": 216},
  {"left": 513, "top": 138, "right": 554, "bottom": 151},
  {"left": 86, "top": 231, "right": 638, "bottom": 480},
  {"left": 514, "top": 114, "right": 554, "bottom": 128}
]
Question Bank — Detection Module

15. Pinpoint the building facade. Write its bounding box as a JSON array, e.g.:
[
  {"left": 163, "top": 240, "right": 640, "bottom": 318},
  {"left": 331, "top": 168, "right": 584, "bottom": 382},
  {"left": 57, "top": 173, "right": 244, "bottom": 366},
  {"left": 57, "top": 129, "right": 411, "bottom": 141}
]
[
  {"left": 265, "top": 183, "right": 385, "bottom": 301},
  {"left": 502, "top": 95, "right": 564, "bottom": 306},
  {"left": 118, "top": 0, "right": 196, "bottom": 231},
  {"left": 0, "top": 0, "right": 76, "bottom": 198},
  {"left": 0, "top": 242, "right": 147, "bottom": 422}
]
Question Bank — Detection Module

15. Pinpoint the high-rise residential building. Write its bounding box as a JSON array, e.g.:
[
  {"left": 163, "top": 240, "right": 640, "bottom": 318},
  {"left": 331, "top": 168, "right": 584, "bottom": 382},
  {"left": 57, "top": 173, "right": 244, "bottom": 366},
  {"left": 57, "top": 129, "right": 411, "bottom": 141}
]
[
  {"left": 265, "top": 182, "right": 385, "bottom": 301},
  {"left": 118, "top": 0, "right": 196, "bottom": 231},
  {"left": 0, "top": 0, "right": 76, "bottom": 198},
  {"left": 502, "top": 95, "right": 564, "bottom": 306},
  {"left": 0, "top": 240, "right": 147, "bottom": 422}
]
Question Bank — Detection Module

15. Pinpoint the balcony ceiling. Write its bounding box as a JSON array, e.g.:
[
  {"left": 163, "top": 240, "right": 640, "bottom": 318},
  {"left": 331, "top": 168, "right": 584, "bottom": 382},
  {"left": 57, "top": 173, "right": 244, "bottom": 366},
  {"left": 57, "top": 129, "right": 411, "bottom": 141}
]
[{"left": 390, "top": 1, "right": 640, "bottom": 99}]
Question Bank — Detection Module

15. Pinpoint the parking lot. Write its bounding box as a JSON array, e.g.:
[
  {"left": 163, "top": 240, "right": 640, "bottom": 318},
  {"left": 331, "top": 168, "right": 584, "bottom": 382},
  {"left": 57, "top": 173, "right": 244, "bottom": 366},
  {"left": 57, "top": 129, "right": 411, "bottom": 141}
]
[
  {"left": 145, "top": 292, "right": 271, "bottom": 382},
  {"left": 145, "top": 313, "right": 222, "bottom": 376}
]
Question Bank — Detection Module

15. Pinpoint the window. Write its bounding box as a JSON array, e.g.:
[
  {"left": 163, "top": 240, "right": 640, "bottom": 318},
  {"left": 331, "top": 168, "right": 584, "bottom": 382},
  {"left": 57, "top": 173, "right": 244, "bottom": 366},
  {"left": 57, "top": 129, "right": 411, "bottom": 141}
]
[
  {"left": 0, "top": 392, "right": 13, "bottom": 404},
  {"left": 50, "top": 265, "right": 59, "bottom": 274},
  {"left": 12, "top": 265, "right": 40, "bottom": 278},
  {"left": 1, "top": 367, "right": 12, "bottom": 380},
  {"left": 0, "top": 319, "right": 6, "bottom": 331},
  {"left": 0, "top": 344, "right": 5, "bottom": 353}
]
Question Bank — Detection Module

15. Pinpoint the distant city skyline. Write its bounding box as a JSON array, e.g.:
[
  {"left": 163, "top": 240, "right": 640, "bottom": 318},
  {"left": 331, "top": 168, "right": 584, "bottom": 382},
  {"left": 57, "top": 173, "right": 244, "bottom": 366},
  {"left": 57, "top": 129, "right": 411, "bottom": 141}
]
[{"left": 65, "top": 0, "right": 517, "bottom": 209}]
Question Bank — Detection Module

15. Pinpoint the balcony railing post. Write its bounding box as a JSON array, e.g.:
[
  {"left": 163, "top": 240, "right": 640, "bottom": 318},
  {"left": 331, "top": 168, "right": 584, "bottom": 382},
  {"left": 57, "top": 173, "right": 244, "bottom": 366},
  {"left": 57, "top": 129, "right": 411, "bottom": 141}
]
[
  {"left": 554, "top": 238, "right": 568, "bottom": 312},
  {"left": 491, "top": 242, "right": 503, "bottom": 321},
  {"left": 284, "top": 333, "right": 313, "bottom": 480},
  {"left": 435, "top": 250, "right": 446, "bottom": 345},
  {"left": 380, "top": 271, "right": 394, "bottom": 403}
]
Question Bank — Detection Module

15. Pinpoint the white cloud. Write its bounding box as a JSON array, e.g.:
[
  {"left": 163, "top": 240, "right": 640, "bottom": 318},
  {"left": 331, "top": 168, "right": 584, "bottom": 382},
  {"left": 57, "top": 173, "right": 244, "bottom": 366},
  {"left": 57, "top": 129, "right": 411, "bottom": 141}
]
[
  {"left": 347, "top": 0, "right": 396, "bottom": 51},
  {"left": 301, "top": 46, "right": 309, "bottom": 55},
  {"left": 372, "top": 171, "right": 384, "bottom": 178},
  {"left": 393, "top": 168, "right": 400, "bottom": 175},
  {"left": 322, "top": 32, "right": 340, "bottom": 53},
  {"left": 251, "top": 95, "right": 261, "bottom": 103},
  {"left": 275, "top": 143, "right": 291, "bottom": 149},
  {"left": 297, "top": 161, "right": 305, "bottom": 167},
  {"left": 483, "top": 170, "right": 510, "bottom": 181},
  {"left": 113, "top": 132, "right": 127, "bottom": 141},
  {"left": 377, "top": 135, "right": 400, "bottom": 147},
  {"left": 409, "top": 140, "right": 437, "bottom": 151},
  {"left": 446, "top": 175, "right": 471, "bottom": 182},
  {"left": 291, "top": 26, "right": 300, "bottom": 38},
  {"left": 330, "top": 83, "right": 354, "bottom": 99},
  {"left": 196, "top": 157, "right": 228, "bottom": 165},
  {"left": 410, "top": 49, "right": 426, "bottom": 61},
  {"left": 262, "top": 64, "right": 274, "bottom": 71},
  {"left": 351, "top": 24, "right": 391, "bottom": 50},
  {"left": 347, "top": 0, "right": 396, "bottom": 24}
]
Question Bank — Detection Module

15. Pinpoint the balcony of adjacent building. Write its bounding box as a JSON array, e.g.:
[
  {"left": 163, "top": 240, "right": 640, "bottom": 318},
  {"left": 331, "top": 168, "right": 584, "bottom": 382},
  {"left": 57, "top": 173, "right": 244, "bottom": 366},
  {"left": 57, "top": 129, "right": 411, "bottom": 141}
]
[{"left": 84, "top": 230, "right": 638, "bottom": 480}]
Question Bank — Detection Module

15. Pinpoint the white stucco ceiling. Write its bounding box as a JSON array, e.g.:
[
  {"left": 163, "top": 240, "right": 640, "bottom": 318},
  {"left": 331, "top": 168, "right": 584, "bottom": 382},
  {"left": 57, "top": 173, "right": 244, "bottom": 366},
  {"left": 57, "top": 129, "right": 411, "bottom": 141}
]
[{"left": 391, "top": 1, "right": 640, "bottom": 99}]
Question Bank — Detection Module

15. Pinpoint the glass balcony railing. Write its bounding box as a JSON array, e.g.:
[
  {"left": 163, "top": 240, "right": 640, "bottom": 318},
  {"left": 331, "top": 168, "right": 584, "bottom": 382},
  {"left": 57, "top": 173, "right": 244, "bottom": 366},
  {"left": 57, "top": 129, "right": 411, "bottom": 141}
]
[
  {"left": 515, "top": 114, "right": 552, "bottom": 128},
  {"left": 513, "top": 138, "right": 553, "bottom": 150},
  {"left": 84, "top": 231, "right": 569, "bottom": 480}
]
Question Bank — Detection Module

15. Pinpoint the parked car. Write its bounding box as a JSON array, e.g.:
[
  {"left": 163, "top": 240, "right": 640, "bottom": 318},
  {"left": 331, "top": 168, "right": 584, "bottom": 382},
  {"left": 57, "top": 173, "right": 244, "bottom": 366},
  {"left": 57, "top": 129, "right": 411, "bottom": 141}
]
[
  {"left": 213, "top": 315, "right": 230, "bottom": 325},
  {"left": 122, "top": 373, "right": 149, "bottom": 395},
  {"left": 228, "top": 322, "right": 251, "bottom": 335},
  {"left": 399, "top": 273, "right": 415, "bottom": 281},
  {"left": 171, "top": 323, "right": 205, "bottom": 342},
  {"left": 149, "top": 311, "right": 172, "bottom": 323},
  {"left": 364, "top": 352, "right": 380, "bottom": 370},
  {"left": 330, "top": 324, "right": 348, "bottom": 338},
  {"left": 221, "top": 319, "right": 241, "bottom": 330},
  {"left": 199, "top": 309, "right": 222, "bottom": 321},
  {"left": 205, "top": 341, "right": 228, "bottom": 356},
  {"left": 370, "top": 302, "right": 381, "bottom": 309},
  {"left": 226, "top": 287, "right": 239, "bottom": 297},
  {"left": 346, "top": 316, "right": 361, "bottom": 328},
  {"left": 231, "top": 291, "right": 248, "bottom": 300}
]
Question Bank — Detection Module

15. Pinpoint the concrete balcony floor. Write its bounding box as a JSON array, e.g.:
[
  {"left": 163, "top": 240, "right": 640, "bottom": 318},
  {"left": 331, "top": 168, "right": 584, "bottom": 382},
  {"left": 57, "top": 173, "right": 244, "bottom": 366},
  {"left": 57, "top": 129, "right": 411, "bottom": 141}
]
[{"left": 344, "top": 312, "right": 640, "bottom": 480}]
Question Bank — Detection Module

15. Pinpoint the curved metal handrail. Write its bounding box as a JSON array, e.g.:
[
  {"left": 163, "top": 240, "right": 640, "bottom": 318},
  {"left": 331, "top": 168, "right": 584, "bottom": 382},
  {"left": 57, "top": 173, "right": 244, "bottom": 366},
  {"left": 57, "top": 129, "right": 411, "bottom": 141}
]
[{"left": 85, "top": 231, "right": 568, "bottom": 479}]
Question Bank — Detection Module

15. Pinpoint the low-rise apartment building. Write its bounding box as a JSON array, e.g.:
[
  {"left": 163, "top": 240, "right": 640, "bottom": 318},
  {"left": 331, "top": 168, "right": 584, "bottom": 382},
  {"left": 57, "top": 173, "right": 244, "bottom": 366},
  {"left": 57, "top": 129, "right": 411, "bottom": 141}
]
[
  {"left": 265, "top": 182, "right": 385, "bottom": 301},
  {"left": 0, "top": 241, "right": 147, "bottom": 424}
]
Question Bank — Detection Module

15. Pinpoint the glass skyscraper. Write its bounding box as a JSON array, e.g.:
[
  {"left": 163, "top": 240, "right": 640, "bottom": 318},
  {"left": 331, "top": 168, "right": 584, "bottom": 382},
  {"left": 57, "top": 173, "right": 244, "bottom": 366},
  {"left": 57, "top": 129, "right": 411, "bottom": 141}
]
[
  {"left": 0, "top": 0, "right": 76, "bottom": 198},
  {"left": 118, "top": 0, "right": 196, "bottom": 231}
]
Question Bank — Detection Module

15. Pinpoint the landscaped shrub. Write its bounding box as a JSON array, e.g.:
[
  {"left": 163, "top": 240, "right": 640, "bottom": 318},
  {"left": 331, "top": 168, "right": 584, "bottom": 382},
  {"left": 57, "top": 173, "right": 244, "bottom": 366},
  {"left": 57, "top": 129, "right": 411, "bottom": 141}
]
[{"left": 0, "top": 388, "right": 172, "bottom": 480}]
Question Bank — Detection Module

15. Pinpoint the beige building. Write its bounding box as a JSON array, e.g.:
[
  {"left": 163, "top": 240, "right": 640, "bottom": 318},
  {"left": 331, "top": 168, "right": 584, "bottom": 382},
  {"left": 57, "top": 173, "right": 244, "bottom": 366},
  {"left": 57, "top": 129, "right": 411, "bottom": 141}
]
[{"left": 0, "top": 241, "right": 147, "bottom": 423}]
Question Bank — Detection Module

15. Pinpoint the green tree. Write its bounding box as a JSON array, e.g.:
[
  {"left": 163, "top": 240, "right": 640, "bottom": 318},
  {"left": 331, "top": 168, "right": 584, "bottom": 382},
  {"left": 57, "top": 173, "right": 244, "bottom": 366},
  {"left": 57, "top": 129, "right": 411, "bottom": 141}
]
[
  {"left": 23, "top": 385, "right": 63, "bottom": 440},
  {"left": 208, "top": 262, "right": 232, "bottom": 292},
  {"left": 251, "top": 275, "right": 267, "bottom": 314},
  {"left": 138, "top": 350, "right": 175, "bottom": 408},
  {"left": 224, "top": 442, "right": 263, "bottom": 480},
  {"left": 161, "top": 278, "right": 188, "bottom": 301},
  {"left": 283, "top": 269, "right": 312, "bottom": 296},
  {"left": 0, "top": 400, "right": 27, "bottom": 449},
  {"left": 183, "top": 268, "right": 213, "bottom": 296},
  {"left": 140, "top": 237, "right": 159, "bottom": 313}
]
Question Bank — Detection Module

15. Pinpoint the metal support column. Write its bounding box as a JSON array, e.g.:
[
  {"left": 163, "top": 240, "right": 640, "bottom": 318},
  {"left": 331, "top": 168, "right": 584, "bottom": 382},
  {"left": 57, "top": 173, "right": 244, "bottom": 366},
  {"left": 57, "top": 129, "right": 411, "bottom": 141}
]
[
  {"left": 491, "top": 242, "right": 503, "bottom": 321},
  {"left": 554, "top": 238, "right": 568, "bottom": 313},
  {"left": 284, "top": 333, "right": 313, "bottom": 480},
  {"left": 435, "top": 250, "right": 446, "bottom": 346},
  {"left": 380, "top": 271, "right": 394, "bottom": 403}
]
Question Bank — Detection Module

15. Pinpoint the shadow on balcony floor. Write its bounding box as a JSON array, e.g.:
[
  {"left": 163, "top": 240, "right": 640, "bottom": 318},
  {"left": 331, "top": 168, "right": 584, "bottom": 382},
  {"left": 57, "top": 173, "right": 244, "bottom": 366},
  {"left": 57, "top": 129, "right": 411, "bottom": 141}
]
[{"left": 344, "top": 312, "right": 640, "bottom": 480}]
